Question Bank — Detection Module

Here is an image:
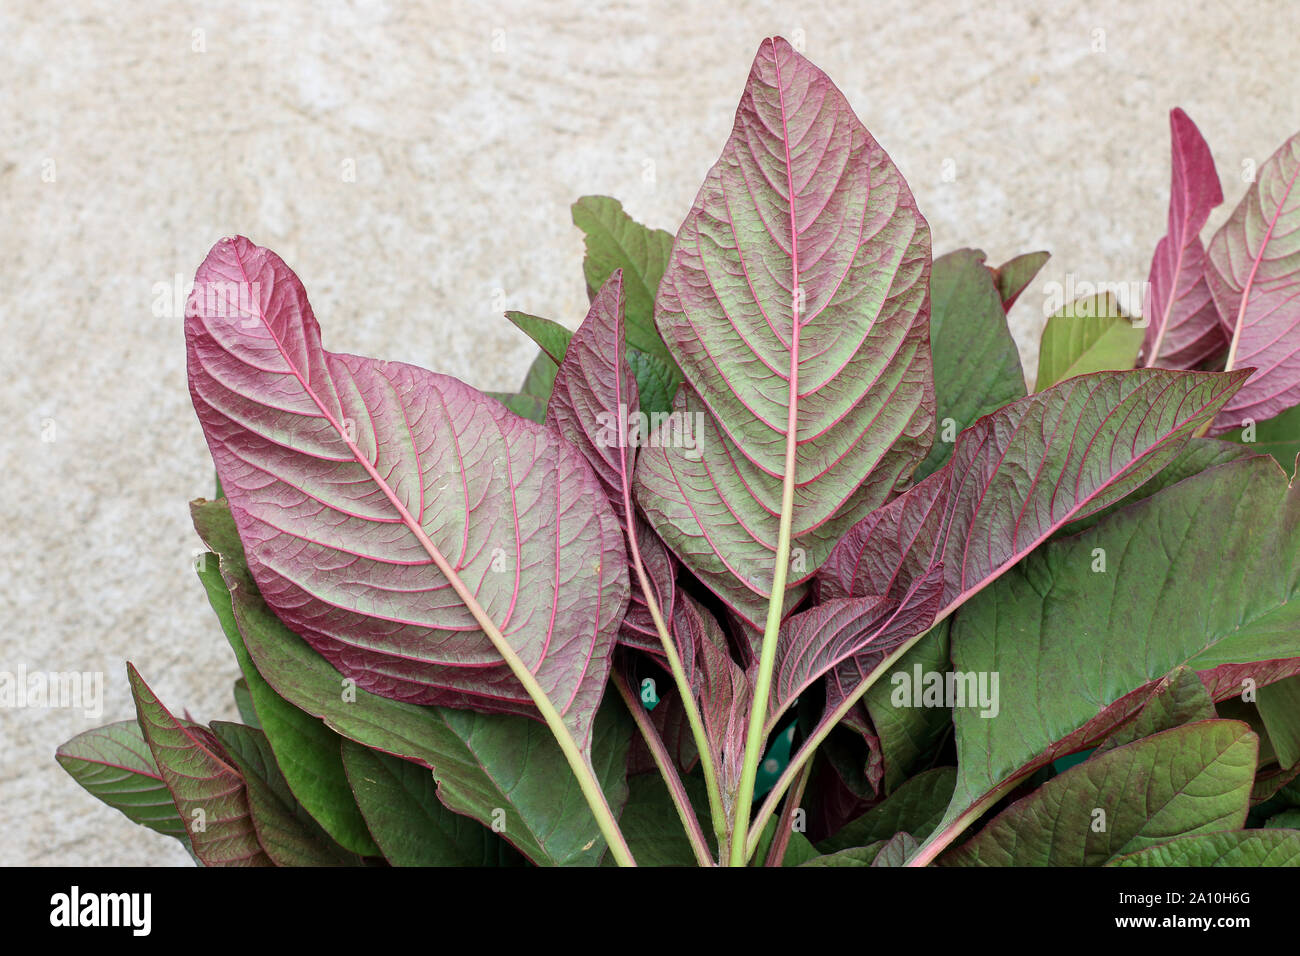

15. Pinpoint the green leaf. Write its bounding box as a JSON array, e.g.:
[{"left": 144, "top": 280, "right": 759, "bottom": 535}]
[
  {"left": 1035, "top": 293, "right": 1144, "bottom": 389},
  {"left": 211, "top": 721, "right": 358, "bottom": 866},
  {"left": 862, "top": 622, "right": 953, "bottom": 791},
  {"left": 938, "top": 721, "right": 1257, "bottom": 866},
  {"left": 1108, "top": 829, "right": 1300, "bottom": 866},
  {"left": 1258, "top": 675, "right": 1300, "bottom": 769},
  {"left": 871, "top": 831, "right": 919, "bottom": 866},
  {"left": 571, "top": 195, "right": 676, "bottom": 366},
  {"left": 487, "top": 390, "right": 547, "bottom": 423},
  {"left": 918, "top": 249, "right": 1027, "bottom": 479},
  {"left": 1265, "top": 810, "right": 1300, "bottom": 829},
  {"left": 934, "top": 456, "right": 1300, "bottom": 861},
  {"left": 192, "top": 499, "right": 630, "bottom": 867},
  {"left": 606, "top": 772, "right": 712, "bottom": 867},
  {"left": 626, "top": 347, "right": 679, "bottom": 417},
  {"left": 126, "top": 663, "right": 270, "bottom": 866},
  {"left": 340, "top": 739, "right": 523, "bottom": 866},
  {"left": 505, "top": 312, "right": 571, "bottom": 366},
  {"left": 193, "top": 502, "right": 380, "bottom": 858},
  {"left": 749, "top": 815, "right": 820, "bottom": 867},
  {"left": 232, "top": 679, "right": 260, "bottom": 729},
  {"left": 55, "top": 720, "right": 190, "bottom": 844},
  {"left": 800, "top": 843, "right": 885, "bottom": 867},
  {"left": 1229, "top": 403, "right": 1300, "bottom": 475},
  {"left": 817, "top": 766, "right": 956, "bottom": 854},
  {"left": 1095, "top": 666, "right": 1216, "bottom": 755}
]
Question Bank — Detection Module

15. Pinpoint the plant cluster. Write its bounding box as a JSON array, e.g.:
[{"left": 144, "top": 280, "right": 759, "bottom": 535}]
[{"left": 59, "top": 37, "right": 1300, "bottom": 867}]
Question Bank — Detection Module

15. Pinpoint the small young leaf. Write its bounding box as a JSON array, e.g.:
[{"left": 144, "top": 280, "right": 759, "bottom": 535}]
[
  {"left": 1094, "top": 666, "right": 1215, "bottom": 755},
  {"left": 1035, "top": 294, "right": 1144, "bottom": 389},
  {"left": 989, "top": 250, "right": 1049, "bottom": 311},
  {"left": 1141, "top": 109, "right": 1227, "bottom": 369},
  {"left": 505, "top": 312, "right": 571, "bottom": 365}
]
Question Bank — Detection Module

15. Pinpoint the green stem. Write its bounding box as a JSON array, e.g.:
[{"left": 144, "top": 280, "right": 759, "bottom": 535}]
[
  {"left": 906, "top": 776, "right": 1021, "bottom": 866},
  {"left": 340, "top": 432, "right": 637, "bottom": 866},
  {"left": 763, "top": 760, "right": 811, "bottom": 867},
  {"left": 746, "top": 624, "right": 935, "bottom": 859},
  {"left": 622, "top": 465, "right": 729, "bottom": 854},
  {"left": 729, "top": 333, "right": 801, "bottom": 867},
  {"left": 611, "top": 669, "right": 715, "bottom": 866}
]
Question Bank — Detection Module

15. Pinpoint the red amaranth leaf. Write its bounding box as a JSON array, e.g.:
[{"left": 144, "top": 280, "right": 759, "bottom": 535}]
[
  {"left": 126, "top": 664, "right": 270, "bottom": 867},
  {"left": 788, "top": 368, "right": 1249, "bottom": 780},
  {"left": 1142, "top": 108, "right": 1227, "bottom": 369},
  {"left": 634, "top": 36, "right": 934, "bottom": 630},
  {"left": 769, "top": 565, "right": 943, "bottom": 734},
  {"left": 185, "top": 237, "right": 627, "bottom": 751},
  {"left": 1207, "top": 129, "right": 1300, "bottom": 431},
  {"left": 821, "top": 368, "right": 1247, "bottom": 614},
  {"left": 544, "top": 271, "right": 679, "bottom": 658}
]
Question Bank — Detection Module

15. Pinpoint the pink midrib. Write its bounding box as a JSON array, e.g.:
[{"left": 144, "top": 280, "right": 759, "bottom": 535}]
[
  {"left": 224, "top": 246, "right": 541, "bottom": 680},
  {"left": 771, "top": 39, "right": 802, "bottom": 534},
  {"left": 1224, "top": 150, "right": 1300, "bottom": 376}
]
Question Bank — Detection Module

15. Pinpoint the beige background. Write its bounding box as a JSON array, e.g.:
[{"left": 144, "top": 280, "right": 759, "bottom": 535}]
[{"left": 3, "top": 0, "right": 1297, "bottom": 865}]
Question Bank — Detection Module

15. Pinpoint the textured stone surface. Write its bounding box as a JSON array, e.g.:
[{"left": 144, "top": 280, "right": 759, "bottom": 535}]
[{"left": 3, "top": 0, "right": 1297, "bottom": 865}]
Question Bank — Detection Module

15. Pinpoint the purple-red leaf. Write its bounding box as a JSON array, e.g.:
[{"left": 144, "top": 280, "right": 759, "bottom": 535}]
[
  {"left": 634, "top": 36, "right": 934, "bottom": 629},
  {"left": 770, "top": 565, "right": 944, "bottom": 734},
  {"left": 185, "top": 237, "right": 628, "bottom": 750},
  {"left": 1207, "top": 130, "right": 1300, "bottom": 430},
  {"left": 821, "top": 368, "right": 1247, "bottom": 617},
  {"left": 674, "top": 593, "right": 751, "bottom": 816},
  {"left": 544, "top": 271, "right": 679, "bottom": 658},
  {"left": 1142, "top": 108, "right": 1227, "bottom": 369},
  {"left": 127, "top": 664, "right": 271, "bottom": 867}
]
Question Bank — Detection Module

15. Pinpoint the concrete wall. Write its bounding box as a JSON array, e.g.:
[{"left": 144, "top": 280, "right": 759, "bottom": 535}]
[{"left": 3, "top": 0, "right": 1297, "bottom": 865}]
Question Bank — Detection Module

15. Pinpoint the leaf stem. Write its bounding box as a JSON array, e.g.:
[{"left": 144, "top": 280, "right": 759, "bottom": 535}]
[
  {"left": 745, "top": 624, "right": 935, "bottom": 859},
  {"left": 338, "top": 430, "right": 637, "bottom": 865},
  {"left": 763, "top": 760, "right": 811, "bottom": 867},
  {"left": 611, "top": 668, "right": 715, "bottom": 866},
  {"left": 226, "top": 244, "right": 636, "bottom": 865},
  {"left": 621, "top": 468, "right": 729, "bottom": 853},
  {"left": 906, "top": 776, "right": 1020, "bottom": 866},
  {"left": 729, "top": 313, "right": 802, "bottom": 867}
]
